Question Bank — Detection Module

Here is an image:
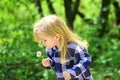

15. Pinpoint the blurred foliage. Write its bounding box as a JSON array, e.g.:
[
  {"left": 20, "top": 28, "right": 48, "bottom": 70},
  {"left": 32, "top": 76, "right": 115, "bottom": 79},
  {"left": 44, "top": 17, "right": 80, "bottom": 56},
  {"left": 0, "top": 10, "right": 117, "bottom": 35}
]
[{"left": 0, "top": 0, "right": 120, "bottom": 80}]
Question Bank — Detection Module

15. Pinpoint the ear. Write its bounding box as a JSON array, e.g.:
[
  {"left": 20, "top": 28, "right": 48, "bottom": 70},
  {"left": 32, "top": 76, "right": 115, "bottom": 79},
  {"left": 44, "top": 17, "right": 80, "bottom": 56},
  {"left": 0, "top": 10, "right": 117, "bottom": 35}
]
[{"left": 55, "top": 34, "right": 60, "bottom": 40}]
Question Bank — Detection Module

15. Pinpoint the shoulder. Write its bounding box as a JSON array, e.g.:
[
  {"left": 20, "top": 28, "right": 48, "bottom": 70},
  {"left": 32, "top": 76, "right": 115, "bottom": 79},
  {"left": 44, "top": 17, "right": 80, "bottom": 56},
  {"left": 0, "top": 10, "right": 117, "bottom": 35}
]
[
  {"left": 67, "top": 43, "right": 79, "bottom": 54},
  {"left": 67, "top": 42, "right": 86, "bottom": 52},
  {"left": 67, "top": 42, "right": 77, "bottom": 49},
  {"left": 67, "top": 42, "right": 83, "bottom": 49}
]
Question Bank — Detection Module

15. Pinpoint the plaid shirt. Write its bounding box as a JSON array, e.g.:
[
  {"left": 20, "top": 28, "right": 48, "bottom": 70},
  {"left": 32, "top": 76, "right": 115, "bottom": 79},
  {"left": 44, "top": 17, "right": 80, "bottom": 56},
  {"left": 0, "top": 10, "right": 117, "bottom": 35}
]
[{"left": 44, "top": 43, "right": 92, "bottom": 80}]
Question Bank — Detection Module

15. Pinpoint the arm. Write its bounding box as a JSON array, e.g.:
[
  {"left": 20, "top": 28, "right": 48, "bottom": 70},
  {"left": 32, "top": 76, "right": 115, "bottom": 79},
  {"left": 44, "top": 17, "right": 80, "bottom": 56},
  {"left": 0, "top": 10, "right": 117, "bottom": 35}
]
[
  {"left": 67, "top": 45, "right": 91, "bottom": 77},
  {"left": 41, "top": 48, "right": 55, "bottom": 69}
]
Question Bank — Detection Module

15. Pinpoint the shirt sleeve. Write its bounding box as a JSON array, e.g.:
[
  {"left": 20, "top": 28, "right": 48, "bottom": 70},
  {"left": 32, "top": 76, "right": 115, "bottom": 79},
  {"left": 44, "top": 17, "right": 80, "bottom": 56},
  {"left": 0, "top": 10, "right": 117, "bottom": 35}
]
[
  {"left": 67, "top": 45, "right": 92, "bottom": 77},
  {"left": 41, "top": 48, "right": 55, "bottom": 69}
]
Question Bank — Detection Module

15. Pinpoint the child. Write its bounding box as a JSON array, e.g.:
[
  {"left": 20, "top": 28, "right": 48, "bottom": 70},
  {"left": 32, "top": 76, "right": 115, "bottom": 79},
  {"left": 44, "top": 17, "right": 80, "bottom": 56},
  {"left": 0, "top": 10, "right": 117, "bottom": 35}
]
[{"left": 33, "top": 15, "right": 92, "bottom": 80}]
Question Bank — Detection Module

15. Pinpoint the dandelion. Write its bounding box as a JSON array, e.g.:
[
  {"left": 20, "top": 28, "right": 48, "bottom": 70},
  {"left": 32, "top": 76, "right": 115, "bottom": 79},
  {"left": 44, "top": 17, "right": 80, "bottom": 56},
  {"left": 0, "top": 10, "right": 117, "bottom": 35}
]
[{"left": 36, "top": 51, "right": 42, "bottom": 57}]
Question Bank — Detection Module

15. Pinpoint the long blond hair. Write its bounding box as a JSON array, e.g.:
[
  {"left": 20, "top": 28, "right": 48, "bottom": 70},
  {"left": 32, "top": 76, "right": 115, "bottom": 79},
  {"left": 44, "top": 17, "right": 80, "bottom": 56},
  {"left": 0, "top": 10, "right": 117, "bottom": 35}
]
[{"left": 33, "top": 15, "right": 88, "bottom": 63}]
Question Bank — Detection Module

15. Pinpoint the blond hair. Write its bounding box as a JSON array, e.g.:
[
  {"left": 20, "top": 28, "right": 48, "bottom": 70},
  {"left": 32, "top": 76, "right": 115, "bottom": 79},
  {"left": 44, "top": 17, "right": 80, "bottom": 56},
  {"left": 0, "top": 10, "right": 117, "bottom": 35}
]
[{"left": 33, "top": 15, "right": 88, "bottom": 63}]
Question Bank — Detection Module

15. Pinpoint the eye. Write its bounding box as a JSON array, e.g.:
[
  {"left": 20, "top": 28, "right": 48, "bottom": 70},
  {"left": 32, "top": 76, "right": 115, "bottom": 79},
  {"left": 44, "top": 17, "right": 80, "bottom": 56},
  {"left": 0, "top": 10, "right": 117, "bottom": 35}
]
[{"left": 43, "top": 40, "right": 46, "bottom": 42}]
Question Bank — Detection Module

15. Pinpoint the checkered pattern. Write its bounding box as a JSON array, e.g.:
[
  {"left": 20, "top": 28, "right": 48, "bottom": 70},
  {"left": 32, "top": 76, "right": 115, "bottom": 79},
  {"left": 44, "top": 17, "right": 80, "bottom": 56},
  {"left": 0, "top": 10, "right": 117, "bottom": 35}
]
[{"left": 43, "top": 43, "right": 92, "bottom": 80}]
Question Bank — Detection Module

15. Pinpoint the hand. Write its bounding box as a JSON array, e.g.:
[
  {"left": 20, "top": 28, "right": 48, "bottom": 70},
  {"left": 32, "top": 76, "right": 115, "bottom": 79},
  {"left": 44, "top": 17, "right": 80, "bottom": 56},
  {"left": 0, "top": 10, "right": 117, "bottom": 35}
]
[
  {"left": 42, "top": 58, "right": 51, "bottom": 67},
  {"left": 63, "top": 71, "right": 71, "bottom": 80}
]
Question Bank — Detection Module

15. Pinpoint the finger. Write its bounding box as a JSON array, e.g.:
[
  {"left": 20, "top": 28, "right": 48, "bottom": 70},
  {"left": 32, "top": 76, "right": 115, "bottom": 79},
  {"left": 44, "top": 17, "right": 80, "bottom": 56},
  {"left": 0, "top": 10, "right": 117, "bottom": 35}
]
[
  {"left": 45, "top": 60, "right": 51, "bottom": 66},
  {"left": 42, "top": 59, "right": 49, "bottom": 66},
  {"left": 63, "top": 72, "right": 68, "bottom": 79},
  {"left": 63, "top": 72, "right": 71, "bottom": 80},
  {"left": 43, "top": 59, "right": 49, "bottom": 63}
]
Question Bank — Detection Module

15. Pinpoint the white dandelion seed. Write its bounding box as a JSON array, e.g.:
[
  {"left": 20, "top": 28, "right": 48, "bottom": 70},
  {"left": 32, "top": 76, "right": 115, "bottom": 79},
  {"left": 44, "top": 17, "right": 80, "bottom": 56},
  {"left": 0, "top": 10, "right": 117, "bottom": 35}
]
[{"left": 36, "top": 51, "right": 42, "bottom": 57}]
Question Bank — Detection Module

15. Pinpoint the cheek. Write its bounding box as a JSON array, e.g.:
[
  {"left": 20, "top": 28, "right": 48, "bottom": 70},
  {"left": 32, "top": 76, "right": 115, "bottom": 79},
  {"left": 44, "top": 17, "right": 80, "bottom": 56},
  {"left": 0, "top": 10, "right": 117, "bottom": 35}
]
[{"left": 49, "top": 40, "right": 56, "bottom": 46}]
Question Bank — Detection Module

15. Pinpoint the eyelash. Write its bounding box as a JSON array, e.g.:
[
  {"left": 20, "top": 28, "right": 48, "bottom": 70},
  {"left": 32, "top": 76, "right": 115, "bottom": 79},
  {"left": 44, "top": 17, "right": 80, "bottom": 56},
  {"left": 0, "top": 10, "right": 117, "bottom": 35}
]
[{"left": 43, "top": 40, "right": 46, "bottom": 42}]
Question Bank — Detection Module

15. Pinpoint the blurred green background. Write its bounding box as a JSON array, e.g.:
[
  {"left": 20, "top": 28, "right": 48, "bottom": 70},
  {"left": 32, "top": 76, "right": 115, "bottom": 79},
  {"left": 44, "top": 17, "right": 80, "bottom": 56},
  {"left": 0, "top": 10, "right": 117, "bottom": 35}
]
[{"left": 0, "top": 0, "right": 120, "bottom": 80}]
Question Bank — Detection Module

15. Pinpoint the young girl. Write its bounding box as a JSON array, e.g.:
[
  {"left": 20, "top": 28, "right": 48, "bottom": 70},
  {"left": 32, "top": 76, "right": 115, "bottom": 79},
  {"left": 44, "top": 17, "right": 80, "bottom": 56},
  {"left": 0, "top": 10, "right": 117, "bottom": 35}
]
[{"left": 33, "top": 15, "right": 92, "bottom": 80}]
